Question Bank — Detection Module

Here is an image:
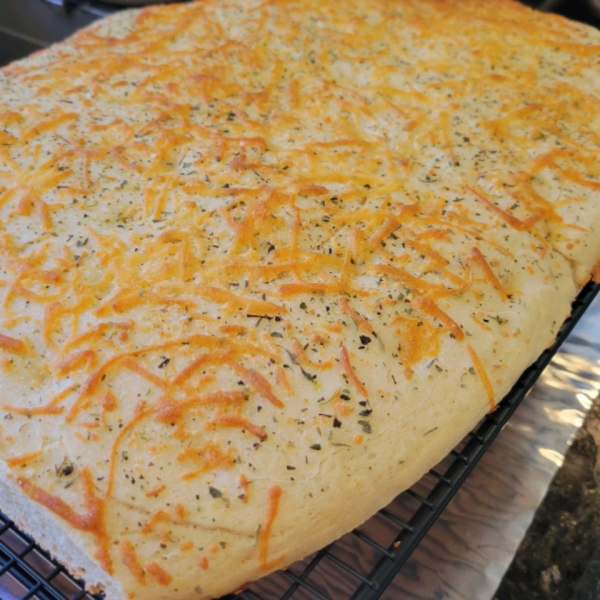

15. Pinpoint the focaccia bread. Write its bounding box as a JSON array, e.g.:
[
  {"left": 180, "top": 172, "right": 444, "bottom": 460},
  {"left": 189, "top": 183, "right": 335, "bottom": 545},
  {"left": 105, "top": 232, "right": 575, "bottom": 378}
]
[{"left": 0, "top": 1, "right": 599, "bottom": 598}]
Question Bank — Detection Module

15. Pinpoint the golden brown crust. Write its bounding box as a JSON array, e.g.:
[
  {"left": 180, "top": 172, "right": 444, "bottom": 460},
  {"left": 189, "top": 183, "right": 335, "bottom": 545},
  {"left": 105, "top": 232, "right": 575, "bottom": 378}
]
[{"left": 0, "top": 1, "right": 599, "bottom": 598}]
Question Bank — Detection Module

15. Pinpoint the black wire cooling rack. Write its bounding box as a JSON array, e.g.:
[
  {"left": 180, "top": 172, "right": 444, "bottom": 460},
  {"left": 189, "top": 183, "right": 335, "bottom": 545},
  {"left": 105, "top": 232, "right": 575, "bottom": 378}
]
[{"left": 1, "top": 281, "right": 599, "bottom": 600}]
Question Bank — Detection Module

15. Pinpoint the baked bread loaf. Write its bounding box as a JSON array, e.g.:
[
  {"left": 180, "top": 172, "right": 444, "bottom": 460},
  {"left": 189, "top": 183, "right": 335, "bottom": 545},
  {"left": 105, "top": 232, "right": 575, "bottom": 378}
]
[{"left": 0, "top": 0, "right": 599, "bottom": 598}]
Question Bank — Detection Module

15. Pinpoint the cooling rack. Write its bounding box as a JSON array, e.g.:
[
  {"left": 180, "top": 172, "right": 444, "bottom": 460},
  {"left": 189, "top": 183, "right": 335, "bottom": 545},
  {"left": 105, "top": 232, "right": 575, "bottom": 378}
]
[{"left": 1, "top": 281, "right": 599, "bottom": 600}]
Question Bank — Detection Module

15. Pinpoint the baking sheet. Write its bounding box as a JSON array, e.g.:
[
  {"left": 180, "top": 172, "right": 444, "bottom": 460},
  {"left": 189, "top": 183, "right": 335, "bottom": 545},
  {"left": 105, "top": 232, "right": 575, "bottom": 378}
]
[{"left": 386, "top": 293, "right": 600, "bottom": 600}]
